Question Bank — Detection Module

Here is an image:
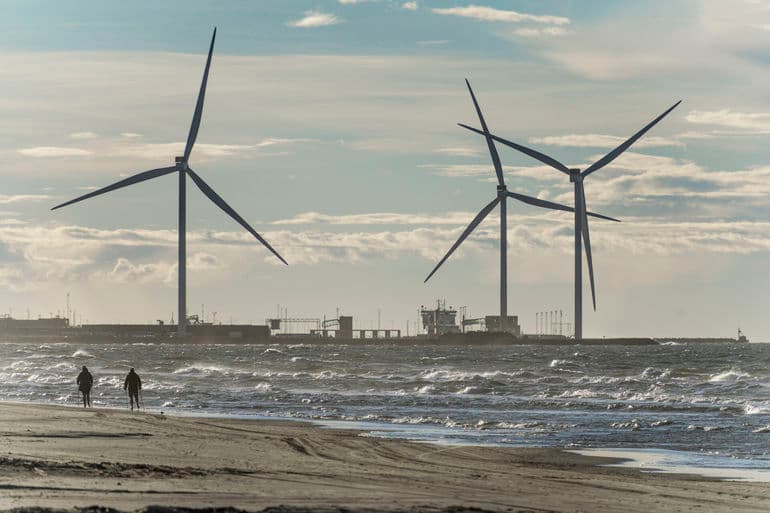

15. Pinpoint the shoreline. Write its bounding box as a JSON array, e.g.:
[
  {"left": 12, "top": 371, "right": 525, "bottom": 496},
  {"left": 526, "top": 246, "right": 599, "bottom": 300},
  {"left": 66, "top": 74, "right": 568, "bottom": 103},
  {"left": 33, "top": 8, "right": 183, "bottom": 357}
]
[
  {"left": 5, "top": 398, "right": 770, "bottom": 483},
  {"left": 1, "top": 401, "right": 769, "bottom": 512}
]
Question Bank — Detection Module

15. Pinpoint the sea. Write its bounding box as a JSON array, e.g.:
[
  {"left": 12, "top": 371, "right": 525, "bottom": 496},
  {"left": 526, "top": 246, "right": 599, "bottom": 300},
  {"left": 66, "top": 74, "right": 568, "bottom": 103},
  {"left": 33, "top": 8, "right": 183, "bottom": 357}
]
[{"left": 2, "top": 341, "right": 769, "bottom": 479}]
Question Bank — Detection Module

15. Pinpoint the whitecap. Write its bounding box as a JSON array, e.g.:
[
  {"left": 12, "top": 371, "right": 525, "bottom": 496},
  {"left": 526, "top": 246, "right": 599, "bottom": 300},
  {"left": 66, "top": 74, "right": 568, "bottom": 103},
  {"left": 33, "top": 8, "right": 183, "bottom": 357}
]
[
  {"left": 254, "top": 382, "right": 273, "bottom": 392},
  {"left": 709, "top": 369, "right": 750, "bottom": 383},
  {"left": 744, "top": 403, "right": 770, "bottom": 415},
  {"left": 71, "top": 349, "right": 94, "bottom": 358},
  {"left": 415, "top": 385, "right": 435, "bottom": 394}
]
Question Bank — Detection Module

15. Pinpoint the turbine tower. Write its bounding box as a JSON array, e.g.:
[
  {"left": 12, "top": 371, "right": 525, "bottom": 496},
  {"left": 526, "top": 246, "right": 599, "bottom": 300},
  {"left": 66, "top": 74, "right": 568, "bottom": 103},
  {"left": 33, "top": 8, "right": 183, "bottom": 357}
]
[
  {"left": 460, "top": 100, "right": 680, "bottom": 341},
  {"left": 425, "top": 80, "right": 616, "bottom": 333},
  {"left": 52, "top": 28, "right": 287, "bottom": 337}
]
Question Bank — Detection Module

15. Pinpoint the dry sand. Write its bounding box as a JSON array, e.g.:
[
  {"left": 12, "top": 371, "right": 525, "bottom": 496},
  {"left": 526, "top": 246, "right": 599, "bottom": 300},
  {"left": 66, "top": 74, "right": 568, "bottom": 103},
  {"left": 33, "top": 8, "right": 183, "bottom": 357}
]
[{"left": 1, "top": 401, "right": 768, "bottom": 513}]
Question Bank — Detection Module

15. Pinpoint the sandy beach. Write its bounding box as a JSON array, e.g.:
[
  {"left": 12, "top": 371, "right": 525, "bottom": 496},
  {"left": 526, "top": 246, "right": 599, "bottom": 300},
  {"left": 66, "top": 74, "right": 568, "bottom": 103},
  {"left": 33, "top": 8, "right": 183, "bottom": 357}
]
[{"left": 0, "top": 402, "right": 767, "bottom": 512}]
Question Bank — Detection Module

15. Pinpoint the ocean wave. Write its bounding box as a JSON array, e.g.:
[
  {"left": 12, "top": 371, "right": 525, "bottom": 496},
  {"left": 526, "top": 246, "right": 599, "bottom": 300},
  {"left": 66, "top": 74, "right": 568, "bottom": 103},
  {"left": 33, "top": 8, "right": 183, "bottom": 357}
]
[
  {"left": 688, "top": 424, "right": 727, "bottom": 432},
  {"left": 610, "top": 420, "right": 641, "bottom": 430},
  {"left": 415, "top": 385, "right": 435, "bottom": 394},
  {"left": 254, "top": 382, "right": 273, "bottom": 393},
  {"left": 710, "top": 369, "right": 750, "bottom": 383},
  {"left": 71, "top": 349, "right": 94, "bottom": 358},
  {"left": 752, "top": 426, "right": 770, "bottom": 433},
  {"left": 173, "top": 364, "right": 240, "bottom": 375},
  {"left": 419, "top": 369, "right": 515, "bottom": 382},
  {"left": 640, "top": 367, "right": 671, "bottom": 380},
  {"left": 744, "top": 403, "right": 770, "bottom": 415}
]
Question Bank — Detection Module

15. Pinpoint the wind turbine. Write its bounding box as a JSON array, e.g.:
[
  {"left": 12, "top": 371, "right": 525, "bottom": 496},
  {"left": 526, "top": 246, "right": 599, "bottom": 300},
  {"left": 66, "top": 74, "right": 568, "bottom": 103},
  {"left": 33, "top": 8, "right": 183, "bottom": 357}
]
[
  {"left": 425, "top": 80, "right": 617, "bottom": 334},
  {"left": 52, "top": 28, "right": 287, "bottom": 337},
  {"left": 460, "top": 99, "right": 680, "bottom": 341}
]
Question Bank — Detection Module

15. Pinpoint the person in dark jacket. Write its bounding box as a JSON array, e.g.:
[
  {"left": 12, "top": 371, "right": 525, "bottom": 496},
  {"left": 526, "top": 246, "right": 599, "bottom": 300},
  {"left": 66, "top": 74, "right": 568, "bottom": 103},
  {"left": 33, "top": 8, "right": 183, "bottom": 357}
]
[
  {"left": 76, "top": 366, "right": 93, "bottom": 408},
  {"left": 123, "top": 368, "right": 142, "bottom": 411}
]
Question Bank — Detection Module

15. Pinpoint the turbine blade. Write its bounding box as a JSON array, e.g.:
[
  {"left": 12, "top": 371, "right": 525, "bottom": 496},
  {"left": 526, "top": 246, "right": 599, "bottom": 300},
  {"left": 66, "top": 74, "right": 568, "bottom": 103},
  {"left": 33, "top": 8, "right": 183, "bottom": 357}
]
[
  {"left": 506, "top": 191, "right": 574, "bottom": 214},
  {"left": 581, "top": 185, "right": 597, "bottom": 311},
  {"left": 465, "top": 79, "right": 505, "bottom": 186},
  {"left": 506, "top": 191, "right": 621, "bottom": 222},
  {"left": 183, "top": 27, "right": 217, "bottom": 162},
  {"left": 51, "top": 166, "right": 177, "bottom": 210},
  {"left": 424, "top": 197, "right": 500, "bottom": 283},
  {"left": 458, "top": 123, "right": 570, "bottom": 175},
  {"left": 186, "top": 168, "right": 288, "bottom": 265},
  {"left": 582, "top": 100, "right": 682, "bottom": 177}
]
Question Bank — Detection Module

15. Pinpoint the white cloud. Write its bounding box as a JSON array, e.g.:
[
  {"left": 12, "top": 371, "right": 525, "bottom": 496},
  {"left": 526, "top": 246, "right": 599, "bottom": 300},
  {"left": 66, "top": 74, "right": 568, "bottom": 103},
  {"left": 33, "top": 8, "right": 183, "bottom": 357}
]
[
  {"left": 529, "top": 134, "right": 683, "bottom": 149},
  {"left": 539, "top": 2, "right": 770, "bottom": 80},
  {"left": 402, "top": 2, "right": 418, "bottom": 11},
  {"left": 273, "top": 211, "right": 487, "bottom": 226},
  {"left": 432, "top": 5, "right": 569, "bottom": 25},
  {"left": 512, "top": 27, "right": 567, "bottom": 38},
  {"left": 18, "top": 147, "right": 92, "bottom": 158},
  {"left": 685, "top": 109, "right": 770, "bottom": 133},
  {"left": 420, "top": 163, "right": 566, "bottom": 182},
  {"left": 433, "top": 147, "right": 481, "bottom": 157},
  {"left": 69, "top": 131, "right": 98, "bottom": 140},
  {"left": 0, "top": 194, "right": 51, "bottom": 204},
  {"left": 120, "top": 132, "right": 143, "bottom": 138},
  {"left": 107, "top": 257, "right": 176, "bottom": 285},
  {"left": 288, "top": 11, "right": 343, "bottom": 28}
]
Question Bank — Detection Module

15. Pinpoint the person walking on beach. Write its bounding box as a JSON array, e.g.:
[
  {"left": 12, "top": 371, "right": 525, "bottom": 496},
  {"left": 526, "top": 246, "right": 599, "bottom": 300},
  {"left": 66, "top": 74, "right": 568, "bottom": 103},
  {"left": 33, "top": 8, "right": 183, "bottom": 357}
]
[
  {"left": 123, "top": 368, "right": 142, "bottom": 411},
  {"left": 76, "top": 366, "right": 93, "bottom": 408}
]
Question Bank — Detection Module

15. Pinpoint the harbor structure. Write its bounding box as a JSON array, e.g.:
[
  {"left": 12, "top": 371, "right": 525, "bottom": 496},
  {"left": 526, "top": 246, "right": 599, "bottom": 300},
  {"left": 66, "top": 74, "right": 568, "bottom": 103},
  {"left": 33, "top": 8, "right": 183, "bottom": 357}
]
[{"left": 50, "top": 28, "right": 287, "bottom": 338}]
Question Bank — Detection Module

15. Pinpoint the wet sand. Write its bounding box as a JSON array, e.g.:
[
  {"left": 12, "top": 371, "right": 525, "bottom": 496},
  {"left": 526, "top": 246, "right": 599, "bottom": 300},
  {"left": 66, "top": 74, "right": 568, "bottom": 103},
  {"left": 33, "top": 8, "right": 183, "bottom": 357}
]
[{"left": 1, "top": 402, "right": 768, "bottom": 513}]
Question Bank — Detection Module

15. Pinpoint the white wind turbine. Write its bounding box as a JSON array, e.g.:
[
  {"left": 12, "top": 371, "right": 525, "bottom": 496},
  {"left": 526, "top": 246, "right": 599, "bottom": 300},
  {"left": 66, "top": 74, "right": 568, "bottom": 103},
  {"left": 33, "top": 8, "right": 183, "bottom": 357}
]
[
  {"left": 52, "top": 28, "right": 287, "bottom": 337},
  {"left": 460, "top": 98, "right": 680, "bottom": 340},
  {"left": 425, "top": 80, "right": 618, "bottom": 334}
]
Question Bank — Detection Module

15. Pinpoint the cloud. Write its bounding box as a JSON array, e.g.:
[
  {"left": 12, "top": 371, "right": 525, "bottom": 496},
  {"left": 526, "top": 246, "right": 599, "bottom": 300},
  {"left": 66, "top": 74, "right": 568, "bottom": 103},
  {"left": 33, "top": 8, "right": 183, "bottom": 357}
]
[
  {"left": 419, "top": 163, "right": 564, "bottom": 182},
  {"left": 432, "top": 5, "right": 569, "bottom": 25},
  {"left": 16, "top": 137, "right": 318, "bottom": 163},
  {"left": 402, "top": 1, "right": 418, "bottom": 10},
  {"left": 120, "top": 132, "right": 143, "bottom": 138},
  {"left": 69, "top": 132, "right": 98, "bottom": 140},
  {"left": 433, "top": 147, "right": 481, "bottom": 157},
  {"left": 512, "top": 27, "right": 567, "bottom": 38},
  {"left": 107, "top": 257, "right": 176, "bottom": 285},
  {"left": 529, "top": 134, "right": 683, "bottom": 149},
  {"left": 685, "top": 109, "right": 770, "bottom": 133},
  {"left": 114, "top": 138, "right": 316, "bottom": 160},
  {"left": 0, "top": 194, "right": 51, "bottom": 204},
  {"left": 417, "top": 40, "right": 448, "bottom": 45},
  {"left": 2, "top": 213, "right": 770, "bottom": 293},
  {"left": 288, "top": 11, "right": 343, "bottom": 28},
  {"left": 273, "top": 211, "right": 490, "bottom": 226},
  {"left": 18, "top": 147, "right": 92, "bottom": 158},
  {"left": 557, "top": 152, "right": 770, "bottom": 208},
  {"left": 539, "top": 1, "right": 770, "bottom": 80}
]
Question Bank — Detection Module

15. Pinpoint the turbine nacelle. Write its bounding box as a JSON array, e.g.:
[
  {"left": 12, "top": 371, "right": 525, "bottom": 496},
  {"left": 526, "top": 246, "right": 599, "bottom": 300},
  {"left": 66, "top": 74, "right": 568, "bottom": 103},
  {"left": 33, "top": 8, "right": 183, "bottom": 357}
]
[
  {"left": 175, "top": 156, "right": 188, "bottom": 171},
  {"left": 569, "top": 168, "right": 582, "bottom": 183},
  {"left": 497, "top": 184, "right": 507, "bottom": 198}
]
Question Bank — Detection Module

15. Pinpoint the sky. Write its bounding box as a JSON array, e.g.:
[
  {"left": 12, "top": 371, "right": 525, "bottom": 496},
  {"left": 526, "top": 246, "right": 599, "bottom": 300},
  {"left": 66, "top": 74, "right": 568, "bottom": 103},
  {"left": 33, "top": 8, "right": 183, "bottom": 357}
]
[{"left": 2, "top": 0, "right": 770, "bottom": 339}]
